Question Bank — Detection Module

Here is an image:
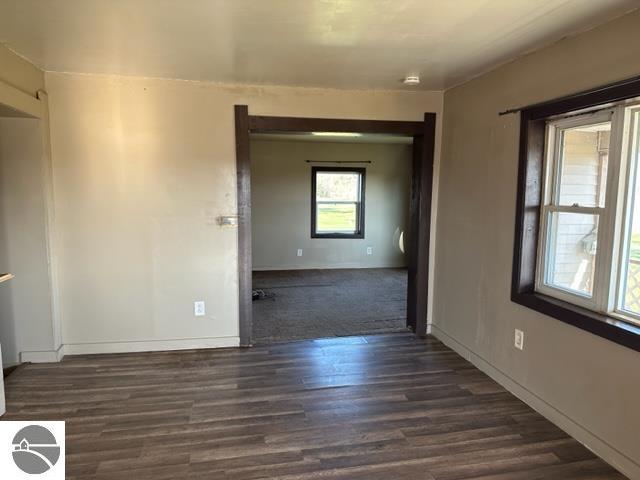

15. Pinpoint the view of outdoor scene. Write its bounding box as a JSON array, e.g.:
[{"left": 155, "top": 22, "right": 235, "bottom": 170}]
[
  {"left": 622, "top": 111, "right": 640, "bottom": 315},
  {"left": 316, "top": 171, "right": 361, "bottom": 233},
  {"left": 546, "top": 122, "right": 609, "bottom": 297},
  {"left": 545, "top": 111, "right": 640, "bottom": 319},
  {"left": 624, "top": 231, "right": 640, "bottom": 316}
]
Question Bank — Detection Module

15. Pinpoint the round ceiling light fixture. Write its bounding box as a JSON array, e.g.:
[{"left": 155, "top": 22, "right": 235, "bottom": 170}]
[{"left": 403, "top": 75, "right": 420, "bottom": 86}]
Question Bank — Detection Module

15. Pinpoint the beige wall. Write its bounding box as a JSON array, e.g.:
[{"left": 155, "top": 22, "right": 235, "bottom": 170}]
[
  {"left": 0, "top": 118, "right": 54, "bottom": 366},
  {"left": 45, "top": 72, "right": 442, "bottom": 352},
  {"left": 0, "top": 44, "right": 59, "bottom": 369},
  {"left": 251, "top": 139, "right": 411, "bottom": 270},
  {"left": 0, "top": 43, "right": 44, "bottom": 97},
  {"left": 435, "top": 10, "right": 640, "bottom": 479}
]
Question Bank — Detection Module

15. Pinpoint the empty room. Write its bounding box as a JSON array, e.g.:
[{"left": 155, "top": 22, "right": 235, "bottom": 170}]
[
  {"left": 0, "top": 1, "right": 639, "bottom": 479},
  {"left": 250, "top": 132, "right": 413, "bottom": 343}
]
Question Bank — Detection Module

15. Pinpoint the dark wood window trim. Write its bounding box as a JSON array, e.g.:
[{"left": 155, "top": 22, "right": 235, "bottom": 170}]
[
  {"left": 311, "top": 166, "right": 365, "bottom": 239},
  {"left": 512, "top": 75, "right": 640, "bottom": 353}
]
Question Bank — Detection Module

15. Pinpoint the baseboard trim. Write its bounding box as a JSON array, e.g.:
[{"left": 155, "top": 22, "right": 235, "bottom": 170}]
[
  {"left": 252, "top": 265, "right": 408, "bottom": 271},
  {"left": 20, "top": 344, "right": 65, "bottom": 363},
  {"left": 61, "top": 336, "right": 240, "bottom": 356},
  {"left": 3, "top": 364, "right": 22, "bottom": 378},
  {"left": 430, "top": 324, "right": 640, "bottom": 480}
]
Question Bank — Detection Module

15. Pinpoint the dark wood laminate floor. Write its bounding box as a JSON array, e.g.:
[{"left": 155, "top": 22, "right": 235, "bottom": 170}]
[{"left": 2, "top": 333, "right": 626, "bottom": 479}]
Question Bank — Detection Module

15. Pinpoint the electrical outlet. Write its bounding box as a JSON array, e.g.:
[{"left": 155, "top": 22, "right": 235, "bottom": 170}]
[
  {"left": 194, "top": 301, "right": 206, "bottom": 317},
  {"left": 366, "top": 247, "right": 373, "bottom": 255},
  {"left": 297, "top": 249, "right": 303, "bottom": 257},
  {"left": 514, "top": 329, "right": 524, "bottom": 350}
]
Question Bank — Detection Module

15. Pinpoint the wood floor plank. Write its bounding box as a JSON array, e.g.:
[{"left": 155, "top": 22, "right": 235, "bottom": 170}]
[{"left": 1, "top": 333, "right": 626, "bottom": 479}]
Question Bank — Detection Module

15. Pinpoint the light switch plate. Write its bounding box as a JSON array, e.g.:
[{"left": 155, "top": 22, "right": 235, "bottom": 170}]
[
  {"left": 194, "top": 301, "right": 206, "bottom": 316},
  {"left": 297, "top": 249, "right": 303, "bottom": 257}
]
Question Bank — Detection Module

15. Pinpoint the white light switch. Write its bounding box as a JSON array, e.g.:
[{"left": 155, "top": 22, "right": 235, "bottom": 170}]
[
  {"left": 514, "top": 329, "right": 524, "bottom": 350},
  {"left": 194, "top": 301, "right": 206, "bottom": 316},
  {"left": 297, "top": 249, "right": 303, "bottom": 257}
]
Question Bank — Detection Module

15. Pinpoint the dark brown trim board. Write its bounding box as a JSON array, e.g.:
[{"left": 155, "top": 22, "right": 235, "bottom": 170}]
[
  {"left": 235, "top": 108, "right": 436, "bottom": 345},
  {"left": 411, "top": 113, "right": 436, "bottom": 338},
  {"left": 406, "top": 136, "right": 422, "bottom": 333},
  {"left": 235, "top": 105, "right": 253, "bottom": 347},
  {"left": 310, "top": 166, "right": 366, "bottom": 239},
  {"left": 248, "top": 115, "right": 424, "bottom": 136},
  {"left": 501, "top": 74, "right": 640, "bottom": 116},
  {"left": 511, "top": 76, "right": 640, "bottom": 353}
]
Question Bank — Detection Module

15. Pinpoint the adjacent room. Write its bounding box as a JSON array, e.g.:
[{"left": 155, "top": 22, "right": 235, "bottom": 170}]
[
  {"left": 0, "top": 1, "right": 639, "bottom": 479},
  {"left": 250, "top": 133, "right": 412, "bottom": 343},
  {"left": 0, "top": 105, "right": 57, "bottom": 416}
]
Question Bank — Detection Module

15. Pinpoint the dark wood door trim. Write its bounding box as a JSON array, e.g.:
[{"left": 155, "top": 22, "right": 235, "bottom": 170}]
[
  {"left": 406, "top": 136, "right": 421, "bottom": 333},
  {"left": 234, "top": 105, "right": 253, "bottom": 347},
  {"left": 234, "top": 108, "right": 436, "bottom": 345},
  {"left": 412, "top": 113, "right": 436, "bottom": 337},
  {"left": 248, "top": 115, "right": 424, "bottom": 135}
]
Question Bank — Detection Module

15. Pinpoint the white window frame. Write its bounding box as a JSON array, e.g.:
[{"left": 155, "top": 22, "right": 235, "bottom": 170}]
[
  {"left": 536, "top": 108, "right": 621, "bottom": 311},
  {"left": 612, "top": 105, "right": 640, "bottom": 325},
  {"left": 536, "top": 102, "right": 640, "bottom": 327}
]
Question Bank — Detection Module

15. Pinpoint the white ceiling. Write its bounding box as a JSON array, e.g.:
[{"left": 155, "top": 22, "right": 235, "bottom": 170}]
[{"left": 0, "top": 0, "right": 638, "bottom": 90}]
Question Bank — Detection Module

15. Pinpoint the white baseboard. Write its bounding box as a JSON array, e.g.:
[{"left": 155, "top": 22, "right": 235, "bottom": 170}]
[
  {"left": 60, "top": 336, "right": 239, "bottom": 356},
  {"left": 430, "top": 324, "right": 640, "bottom": 480},
  {"left": 20, "top": 345, "right": 65, "bottom": 363},
  {"left": 252, "top": 264, "right": 407, "bottom": 271}
]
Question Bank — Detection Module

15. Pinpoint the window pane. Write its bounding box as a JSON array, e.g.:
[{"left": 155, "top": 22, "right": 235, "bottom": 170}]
[
  {"left": 557, "top": 122, "right": 610, "bottom": 207},
  {"left": 544, "top": 211, "right": 598, "bottom": 297},
  {"left": 316, "top": 172, "right": 360, "bottom": 202},
  {"left": 619, "top": 110, "right": 640, "bottom": 316},
  {"left": 317, "top": 203, "right": 357, "bottom": 233}
]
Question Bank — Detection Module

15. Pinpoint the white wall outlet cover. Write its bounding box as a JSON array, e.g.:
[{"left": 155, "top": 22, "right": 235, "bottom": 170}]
[
  {"left": 366, "top": 247, "right": 373, "bottom": 255},
  {"left": 194, "top": 301, "right": 206, "bottom": 316},
  {"left": 514, "top": 329, "right": 524, "bottom": 350},
  {"left": 297, "top": 249, "right": 303, "bottom": 257}
]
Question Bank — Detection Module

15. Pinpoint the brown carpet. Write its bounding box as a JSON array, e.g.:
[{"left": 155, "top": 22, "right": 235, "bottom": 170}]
[{"left": 252, "top": 268, "right": 408, "bottom": 344}]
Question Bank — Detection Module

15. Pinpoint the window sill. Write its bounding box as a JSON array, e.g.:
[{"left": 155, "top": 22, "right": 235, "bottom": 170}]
[
  {"left": 512, "top": 291, "right": 640, "bottom": 353},
  {"left": 311, "top": 233, "right": 364, "bottom": 239}
]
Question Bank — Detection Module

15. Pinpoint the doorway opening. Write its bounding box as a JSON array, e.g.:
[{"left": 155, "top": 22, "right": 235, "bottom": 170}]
[
  {"left": 250, "top": 132, "right": 412, "bottom": 343},
  {"left": 235, "top": 108, "right": 435, "bottom": 346}
]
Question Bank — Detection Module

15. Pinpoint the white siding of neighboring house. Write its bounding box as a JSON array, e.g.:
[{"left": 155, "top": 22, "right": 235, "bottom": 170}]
[{"left": 551, "top": 130, "right": 609, "bottom": 293}]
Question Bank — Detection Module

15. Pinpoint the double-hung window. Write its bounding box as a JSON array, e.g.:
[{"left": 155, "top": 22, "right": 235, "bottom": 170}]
[
  {"left": 311, "top": 167, "right": 365, "bottom": 239},
  {"left": 536, "top": 102, "right": 640, "bottom": 327}
]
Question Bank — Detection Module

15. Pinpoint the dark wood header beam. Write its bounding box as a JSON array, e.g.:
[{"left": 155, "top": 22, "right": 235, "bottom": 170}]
[{"left": 248, "top": 115, "right": 423, "bottom": 136}]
